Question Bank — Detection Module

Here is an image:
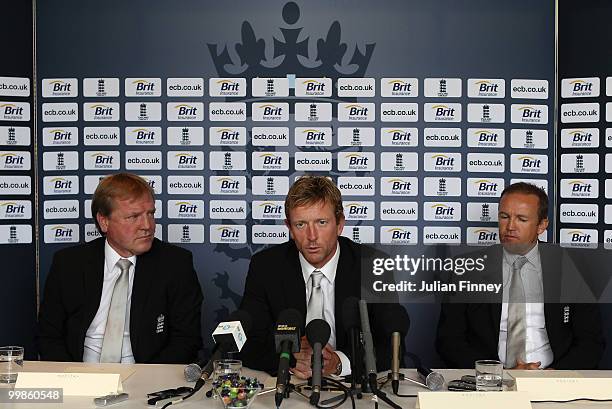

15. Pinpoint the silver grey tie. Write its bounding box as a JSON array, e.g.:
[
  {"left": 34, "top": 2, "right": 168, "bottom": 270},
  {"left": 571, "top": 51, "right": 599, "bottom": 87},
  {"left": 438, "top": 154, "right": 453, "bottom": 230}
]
[
  {"left": 306, "top": 270, "right": 324, "bottom": 323},
  {"left": 506, "top": 256, "right": 528, "bottom": 368},
  {"left": 100, "top": 258, "right": 132, "bottom": 363}
]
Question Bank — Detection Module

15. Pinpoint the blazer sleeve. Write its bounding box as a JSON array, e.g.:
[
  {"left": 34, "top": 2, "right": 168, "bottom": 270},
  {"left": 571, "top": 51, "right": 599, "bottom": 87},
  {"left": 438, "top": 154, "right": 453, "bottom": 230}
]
[
  {"left": 150, "top": 250, "right": 203, "bottom": 364},
  {"left": 37, "top": 253, "right": 73, "bottom": 361},
  {"left": 239, "top": 254, "right": 280, "bottom": 374},
  {"left": 435, "top": 302, "right": 485, "bottom": 368}
]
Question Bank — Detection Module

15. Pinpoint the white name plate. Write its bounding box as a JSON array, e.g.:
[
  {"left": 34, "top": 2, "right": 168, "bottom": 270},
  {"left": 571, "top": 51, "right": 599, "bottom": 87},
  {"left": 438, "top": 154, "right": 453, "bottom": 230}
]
[
  {"left": 16, "top": 372, "right": 121, "bottom": 396},
  {"left": 417, "top": 391, "right": 532, "bottom": 409},
  {"left": 516, "top": 377, "right": 612, "bottom": 402}
]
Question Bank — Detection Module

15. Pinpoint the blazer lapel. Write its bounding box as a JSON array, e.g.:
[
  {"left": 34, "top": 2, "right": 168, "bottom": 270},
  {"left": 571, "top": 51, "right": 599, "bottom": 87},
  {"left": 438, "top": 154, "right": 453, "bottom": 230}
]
[
  {"left": 83, "top": 239, "right": 105, "bottom": 331},
  {"left": 334, "top": 239, "right": 357, "bottom": 349},
  {"left": 487, "top": 246, "right": 504, "bottom": 343},
  {"left": 129, "top": 241, "right": 156, "bottom": 351},
  {"left": 280, "top": 241, "right": 308, "bottom": 324}
]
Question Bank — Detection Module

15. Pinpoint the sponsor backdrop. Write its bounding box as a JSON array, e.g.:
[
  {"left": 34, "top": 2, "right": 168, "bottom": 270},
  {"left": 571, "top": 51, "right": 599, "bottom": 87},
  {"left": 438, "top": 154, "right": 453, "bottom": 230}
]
[
  {"left": 8, "top": 0, "right": 611, "bottom": 367},
  {"left": 557, "top": 0, "right": 612, "bottom": 366}
]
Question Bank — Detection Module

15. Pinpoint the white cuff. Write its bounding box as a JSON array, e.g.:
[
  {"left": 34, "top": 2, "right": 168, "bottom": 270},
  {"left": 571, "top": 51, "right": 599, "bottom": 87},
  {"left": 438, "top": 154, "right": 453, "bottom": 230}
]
[{"left": 335, "top": 350, "right": 352, "bottom": 377}]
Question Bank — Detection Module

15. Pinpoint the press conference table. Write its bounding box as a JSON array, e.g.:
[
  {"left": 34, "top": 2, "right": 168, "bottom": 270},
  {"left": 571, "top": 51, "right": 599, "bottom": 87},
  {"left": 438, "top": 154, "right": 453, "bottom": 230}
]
[{"left": 2, "top": 361, "right": 611, "bottom": 408}]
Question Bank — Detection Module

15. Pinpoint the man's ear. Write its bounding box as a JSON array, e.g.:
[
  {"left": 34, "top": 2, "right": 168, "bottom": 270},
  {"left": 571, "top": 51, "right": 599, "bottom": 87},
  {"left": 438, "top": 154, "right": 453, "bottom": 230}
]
[
  {"left": 96, "top": 212, "right": 109, "bottom": 234},
  {"left": 537, "top": 217, "right": 549, "bottom": 235}
]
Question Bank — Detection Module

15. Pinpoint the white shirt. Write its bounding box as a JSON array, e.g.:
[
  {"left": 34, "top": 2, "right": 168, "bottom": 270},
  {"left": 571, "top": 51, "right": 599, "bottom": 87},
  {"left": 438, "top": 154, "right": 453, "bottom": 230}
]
[
  {"left": 298, "top": 243, "right": 351, "bottom": 376},
  {"left": 83, "top": 241, "right": 136, "bottom": 363},
  {"left": 498, "top": 243, "right": 553, "bottom": 368}
]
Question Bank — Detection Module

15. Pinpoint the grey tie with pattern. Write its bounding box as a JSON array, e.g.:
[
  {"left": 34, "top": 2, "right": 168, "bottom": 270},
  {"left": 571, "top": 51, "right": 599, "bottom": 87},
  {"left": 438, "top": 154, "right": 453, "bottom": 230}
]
[
  {"left": 306, "top": 270, "right": 324, "bottom": 323},
  {"left": 100, "top": 258, "right": 132, "bottom": 363},
  {"left": 506, "top": 256, "right": 529, "bottom": 368}
]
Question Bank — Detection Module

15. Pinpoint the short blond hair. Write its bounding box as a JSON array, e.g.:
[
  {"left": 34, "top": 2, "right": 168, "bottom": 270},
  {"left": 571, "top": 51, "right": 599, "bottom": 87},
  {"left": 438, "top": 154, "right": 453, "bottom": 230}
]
[{"left": 285, "top": 176, "right": 344, "bottom": 222}]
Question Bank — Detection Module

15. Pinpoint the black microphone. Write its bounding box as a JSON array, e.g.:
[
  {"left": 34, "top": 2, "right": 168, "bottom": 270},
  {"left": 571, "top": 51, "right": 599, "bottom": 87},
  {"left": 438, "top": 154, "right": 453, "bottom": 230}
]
[
  {"left": 274, "top": 309, "right": 303, "bottom": 409},
  {"left": 305, "top": 319, "right": 330, "bottom": 406},
  {"left": 417, "top": 366, "right": 445, "bottom": 391},
  {"left": 379, "top": 305, "right": 410, "bottom": 394},
  {"left": 184, "top": 310, "right": 252, "bottom": 382},
  {"left": 341, "top": 297, "right": 363, "bottom": 395}
]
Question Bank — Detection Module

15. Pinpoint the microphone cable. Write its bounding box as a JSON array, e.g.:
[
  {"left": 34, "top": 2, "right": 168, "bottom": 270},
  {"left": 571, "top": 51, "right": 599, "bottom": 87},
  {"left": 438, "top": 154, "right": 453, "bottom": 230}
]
[{"left": 159, "top": 378, "right": 206, "bottom": 409}]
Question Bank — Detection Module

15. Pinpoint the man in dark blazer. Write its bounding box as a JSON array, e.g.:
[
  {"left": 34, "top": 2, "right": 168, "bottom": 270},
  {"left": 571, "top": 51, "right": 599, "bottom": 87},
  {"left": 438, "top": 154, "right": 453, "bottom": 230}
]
[
  {"left": 436, "top": 182, "right": 604, "bottom": 369},
  {"left": 38, "top": 173, "right": 203, "bottom": 364},
  {"left": 240, "top": 176, "right": 404, "bottom": 377}
]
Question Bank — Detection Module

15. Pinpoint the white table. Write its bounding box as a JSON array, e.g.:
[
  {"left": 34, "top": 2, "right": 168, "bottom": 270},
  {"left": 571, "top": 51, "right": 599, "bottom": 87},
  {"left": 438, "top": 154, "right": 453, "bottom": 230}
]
[{"left": 1, "top": 362, "right": 611, "bottom": 408}]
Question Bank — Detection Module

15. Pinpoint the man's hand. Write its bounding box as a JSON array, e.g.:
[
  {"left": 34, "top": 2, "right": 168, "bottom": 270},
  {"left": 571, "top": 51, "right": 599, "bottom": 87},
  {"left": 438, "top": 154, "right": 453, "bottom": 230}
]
[
  {"left": 291, "top": 337, "right": 341, "bottom": 379},
  {"left": 510, "top": 359, "right": 541, "bottom": 370}
]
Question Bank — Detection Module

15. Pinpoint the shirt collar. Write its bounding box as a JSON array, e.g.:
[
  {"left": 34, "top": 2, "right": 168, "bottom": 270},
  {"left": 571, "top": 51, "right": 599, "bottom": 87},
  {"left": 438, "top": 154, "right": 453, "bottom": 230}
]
[
  {"left": 299, "top": 242, "right": 340, "bottom": 284},
  {"left": 104, "top": 240, "right": 137, "bottom": 275}
]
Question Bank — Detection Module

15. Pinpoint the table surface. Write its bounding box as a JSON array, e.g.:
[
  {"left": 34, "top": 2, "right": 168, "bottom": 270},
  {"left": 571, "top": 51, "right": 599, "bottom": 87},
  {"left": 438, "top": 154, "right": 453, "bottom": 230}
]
[{"left": 1, "top": 361, "right": 611, "bottom": 408}]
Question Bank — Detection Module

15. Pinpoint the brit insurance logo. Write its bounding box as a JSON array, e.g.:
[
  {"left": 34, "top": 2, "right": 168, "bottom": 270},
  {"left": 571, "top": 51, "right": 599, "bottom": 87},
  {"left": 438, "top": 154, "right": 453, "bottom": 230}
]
[
  {"left": 210, "top": 127, "right": 246, "bottom": 146},
  {"left": 338, "top": 103, "right": 375, "bottom": 122},
  {"left": 467, "top": 178, "right": 503, "bottom": 197},
  {"left": 380, "top": 128, "right": 417, "bottom": 147},
  {"left": 381, "top": 78, "right": 418, "bottom": 97},
  {"left": 559, "top": 228, "right": 597, "bottom": 247},
  {"left": 380, "top": 226, "right": 418, "bottom": 245},
  {"left": 168, "top": 200, "right": 204, "bottom": 219},
  {"left": 252, "top": 201, "right": 284, "bottom": 220},
  {"left": 209, "top": 151, "right": 247, "bottom": 170},
  {"left": 125, "top": 78, "right": 161, "bottom": 97},
  {"left": 209, "top": 78, "right": 246, "bottom": 97},
  {"left": 43, "top": 127, "right": 77, "bottom": 146},
  {"left": 380, "top": 177, "right": 418, "bottom": 196},
  {"left": 0, "top": 151, "right": 31, "bottom": 170},
  {"left": 424, "top": 202, "right": 461, "bottom": 221},
  {"left": 380, "top": 152, "right": 418, "bottom": 172},
  {"left": 0, "top": 225, "right": 32, "bottom": 244},
  {"left": 42, "top": 151, "right": 78, "bottom": 171},
  {"left": 167, "top": 103, "right": 203, "bottom": 121},
  {"left": 424, "top": 153, "right": 461, "bottom": 172},
  {"left": 466, "top": 227, "right": 499, "bottom": 245},
  {"left": 252, "top": 103, "right": 288, "bottom": 121},
  {"left": 0, "top": 200, "right": 31, "bottom": 219},
  {"left": 511, "top": 154, "right": 547, "bottom": 174},
  {"left": 252, "top": 152, "right": 289, "bottom": 171},
  {"left": 511, "top": 104, "right": 548, "bottom": 124},
  {"left": 168, "top": 151, "right": 204, "bottom": 170},
  {"left": 43, "top": 176, "right": 78, "bottom": 195},
  {"left": 42, "top": 79, "right": 77, "bottom": 97},
  {"left": 1, "top": 102, "right": 30, "bottom": 121},
  {"left": 338, "top": 152, "right": 375, "bottom": 171},
  {"left": 467, "top": 79, "right": 505, "bottom": 98},
  {"left": 209, "top": 176, "right": 246, "bottom": 195},
  {"left": 561, "top": 77, "right": 599, "bottom": 98},
  {"left": 343, "top": 201, "right": 374, "bottom": 221},
  {"left": 338, "top": 127, "right": 376, "bottom": 147},
  {"left": 84, "top": 151, "right": 119, "bottom": 170},
  {"left": 210, "top": 225, "right": 246, "bottom": 244},
  {"left": 125, "top": 127, "right": 161, "bottom": 145},
  {"left": 467, "top": 128, "right": 504, "bottom": 148},
  {"left": 295, "top": 128, "right": 331, "bottom": 147},
  {"left": 44, "top": 224, "right": 79, "bottom": 243},
  {"left": 561, "top": 128, "right": 598, "bottom": 148},
  {"left": 84, "top": 103, "right": 119, "bottom": 121},
  {"left": 560, "top": 179, "right": 598, "bottom": 199},
  {"left": 295, "top": 78, "right": 331, "bottom": 97},
  {"left": 424, "top": 103, "right": 461, "bottom": 122}
]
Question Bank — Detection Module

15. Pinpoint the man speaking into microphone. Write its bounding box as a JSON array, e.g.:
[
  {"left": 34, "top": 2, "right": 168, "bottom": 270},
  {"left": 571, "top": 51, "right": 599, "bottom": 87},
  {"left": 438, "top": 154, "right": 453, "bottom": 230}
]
[{"left": 240, "top": 176, "right": 404, "bottom": 378}]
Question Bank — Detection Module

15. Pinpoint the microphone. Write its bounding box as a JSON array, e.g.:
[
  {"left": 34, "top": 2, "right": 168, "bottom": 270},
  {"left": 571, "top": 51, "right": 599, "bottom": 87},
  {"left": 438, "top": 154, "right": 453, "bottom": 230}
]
[
  {"left": 341, "top": 297, "right": 363, "bottom": 395},
  {"left": 305, "top": 319, "right": 331, "bottom": 406},
  {"left": 379, "top": 305, "right": 410, "bottom": 394},
  {"left": 417, "top": 366, "right": 445, "bottom": 391},
  {"left": 184, "top": 310, "right": 252, "bottom": 382},
  {"left": 359, "top": 300, "right": 402, "bottom": 409},
  {"left": 274, "top": 309, "right": 303, "bottom": 409}
]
